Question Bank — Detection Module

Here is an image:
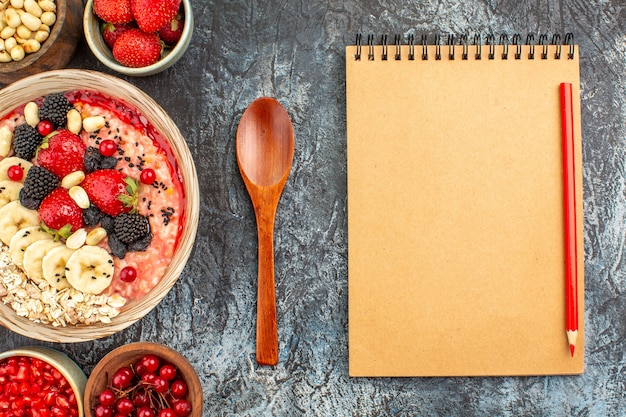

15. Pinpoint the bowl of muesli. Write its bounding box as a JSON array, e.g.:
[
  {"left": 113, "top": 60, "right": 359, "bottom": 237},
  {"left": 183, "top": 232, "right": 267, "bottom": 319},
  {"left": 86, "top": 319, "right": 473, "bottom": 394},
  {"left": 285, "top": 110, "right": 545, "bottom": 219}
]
[{"left": 0, "top": 69, "right": 199, "bottom": 342}]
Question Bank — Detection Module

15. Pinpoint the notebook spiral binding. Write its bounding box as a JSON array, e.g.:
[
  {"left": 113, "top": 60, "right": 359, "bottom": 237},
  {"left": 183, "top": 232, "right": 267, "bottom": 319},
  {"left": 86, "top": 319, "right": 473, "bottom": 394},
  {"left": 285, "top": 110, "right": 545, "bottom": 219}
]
[{"left": 354, "top": 32, "right": 574, "bottom": 61}]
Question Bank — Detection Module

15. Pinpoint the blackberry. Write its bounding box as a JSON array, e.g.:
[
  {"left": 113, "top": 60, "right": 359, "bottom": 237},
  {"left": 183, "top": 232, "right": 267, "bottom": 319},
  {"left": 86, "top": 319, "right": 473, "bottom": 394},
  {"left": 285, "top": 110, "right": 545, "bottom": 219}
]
[
  {"left": 84, "top": 147, "right": 102, "bottom": 173},
  {"left": 127, "top": 233, "right": 152, "bottom": 252},
  {"left": 39, "top": 93, "right": 73, "bottom": 128},
  {"left": 114, "top": 213, "right": 151, "bottom": 244},
  {"left": 20, "top": 166, "right": 59, "bottom": 208},
  {"left": 82, "top": 205, "right": 103, "bottom": 228},
  {"left": 107, "top": 233, "right": 127, "bottom": 259},
  {"left": 13, "top": 124, "right": 43, "bottom": 160},
  {"left": 18, "top": 189, "right": 40, "bottom": 210}
]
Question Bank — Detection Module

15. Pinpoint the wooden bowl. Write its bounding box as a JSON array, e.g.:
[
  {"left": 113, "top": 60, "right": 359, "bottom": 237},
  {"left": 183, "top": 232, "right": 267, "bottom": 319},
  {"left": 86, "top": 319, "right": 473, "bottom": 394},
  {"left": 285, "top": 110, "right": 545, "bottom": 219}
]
[
  {"left": 0, "top": 0, "right": 84, "bottom": 85},
  {"left": 0, "top": 346, "right": 88, "bottom": 417},
  {"left": 84, "top": 342, "right": 203, "bottom": 417},
  {"left": 0, "top": 69, "right": 199, "bottom": 342}
]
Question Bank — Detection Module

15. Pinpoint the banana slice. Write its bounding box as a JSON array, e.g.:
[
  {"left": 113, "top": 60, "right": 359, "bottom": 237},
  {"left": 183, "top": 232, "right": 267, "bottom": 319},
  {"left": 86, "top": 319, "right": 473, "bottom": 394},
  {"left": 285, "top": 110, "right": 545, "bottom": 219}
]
[
  {"left": 0, "top": 201, "right": 40, "bottom": 246},
  {"left": 42, "top": 245, "right": 76, "bottom": 290},
  {"left": 0, "top": 157, "right": 32, "bottom": 183},
  {"left": 9, "top": 225, "right": 52, "bottom": 268},
  {"left": 23, "top": 239, "right": 63, "bottom": 284},
  {"left": 65, "top": 246, "right": 114, "bottom": 294},
  {"left": 0, "top": 180, "right": 23, "bottom": 209}
]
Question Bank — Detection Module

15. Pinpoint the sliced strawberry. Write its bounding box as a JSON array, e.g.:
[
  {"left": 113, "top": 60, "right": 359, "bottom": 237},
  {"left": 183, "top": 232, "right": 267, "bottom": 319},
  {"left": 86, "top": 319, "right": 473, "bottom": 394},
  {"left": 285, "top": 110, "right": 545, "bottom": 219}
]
[
  {"left": 81, "top": 169, "right": 137, "bottom": 216},
  {"left": 112, "top": 29, "right": 162, "bottom": 68},
  {"left": 101, "top": 22, "right": 134, "bottom": 49},
  {"left": 37, "top": 129, "right": 87, "bottom": 179},
  {"left": 93, "top": 0, "right": 133, "bottom": 24},
  {"left": 131, "top": 0, "right": 181, "bottom": 33},
  {"left": 158, "top": 13, "right": 183, "bottom": 46},
  {"left": 39, "top": 188, "right": 85, "bottom": 236}
]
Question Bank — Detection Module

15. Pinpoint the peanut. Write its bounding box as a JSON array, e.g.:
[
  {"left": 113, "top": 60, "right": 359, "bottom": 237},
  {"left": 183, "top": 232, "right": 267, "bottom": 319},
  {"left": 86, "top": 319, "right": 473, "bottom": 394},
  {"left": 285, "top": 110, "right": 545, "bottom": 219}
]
[
  {"left": 66, "top": 108, "right": 82, "bottom": 134},
  {"left": 86, "top": 228, "right": 107, "bottom": 246},
  {"left": 38, "top": 0, "right": 55, "bottom": 12},
  {"left": 0, "top": 51, "right": 11, "bottom": 62},
  {"left": 82, "top": 116, "right": 106, "bottom": 133},
  {"left": 19, "top": 12, "right": 40, "bottom": 31},
  {"left": 22, "top": 37, "right": 38, "bottom": 52},
  {"left": 10, "top": 0, "right": 24, "bottom": 8},
  {"left": 24, "top": 0, "right": 42, "bottom": 18},
  {"left": 23, "top": 101, "right": 39, "bottom": 126},
  {"left": 0, "top": 127, "right": 13, "bottom": 158},
  {"left": 9, "top": 43, "right": 23, "bottom": 60},
  {"left": 15, "top": 24, "right": 31, "bottom": 39},
  {"left": 39, "top": 10, "right": 53, "bottom": 25}
]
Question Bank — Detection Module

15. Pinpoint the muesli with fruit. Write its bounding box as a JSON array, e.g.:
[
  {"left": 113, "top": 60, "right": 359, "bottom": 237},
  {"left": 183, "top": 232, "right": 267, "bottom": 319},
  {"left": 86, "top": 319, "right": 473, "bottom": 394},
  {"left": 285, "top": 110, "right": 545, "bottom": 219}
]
[{"left": 0, "top": 91, "right": 185, "bottom": 326}]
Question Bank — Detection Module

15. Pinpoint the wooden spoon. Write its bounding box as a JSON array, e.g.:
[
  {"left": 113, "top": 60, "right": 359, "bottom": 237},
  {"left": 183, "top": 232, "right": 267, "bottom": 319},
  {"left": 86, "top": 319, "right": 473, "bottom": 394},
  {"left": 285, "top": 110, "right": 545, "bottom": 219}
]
[{"left": 236, "top": 97, "right": 295, "bottom": 365}]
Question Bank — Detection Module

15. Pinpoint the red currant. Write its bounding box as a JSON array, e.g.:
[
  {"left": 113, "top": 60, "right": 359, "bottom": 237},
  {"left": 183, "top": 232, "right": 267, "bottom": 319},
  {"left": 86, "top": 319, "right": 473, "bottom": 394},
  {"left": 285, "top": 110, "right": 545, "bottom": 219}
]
[
  {"left": 37, "top": 120, "right": 54, "bottom": 136},
  {"left": 141, "top": 372, "right": 157, "bottom": 385},
  {"left": 116, "top": 397, "right": 135, "bottom": 415},
  {"left": 119, "top": 266, "right": 138, "bottom": 283},
  {"left": 140, "top": 355, "right": 160, "bottom": 373},
  {"left": 170, "top": 379, "right": 188, "bottom": 399},
  {"left": 137, "top": 407, "right": 155, "bottom": 417},
  {"left": 139, "top": 168, "right": 156, "bottom": 185},
  {"left": 158, "top": 409, "right": 176, "bottom": 417},
  {"left": 99, "top": 139, "right": 117, "bottom": 157},
  {"left": 172, "top": 399, "right": 192, "bottom": 417},
  {"left": 6, "top": 164, "right": 23, "bottom": 181},
  {"left": 153, "top": 376, "right": 169, "bottom": 393},
  {"left": 95, "top": 404, "right": 114, "bottom": 417},
  {"left": 158, "top": 364, "right": 177, "bottom": 381},
  {"left": 132, "top": 389, "right": 150, "bottom": 407},
  {"left": 111, "top": 367, "right": 133, "bottom": 389},
  {"left": 98, "top": 389, "right": 116, "bottom": 407}
]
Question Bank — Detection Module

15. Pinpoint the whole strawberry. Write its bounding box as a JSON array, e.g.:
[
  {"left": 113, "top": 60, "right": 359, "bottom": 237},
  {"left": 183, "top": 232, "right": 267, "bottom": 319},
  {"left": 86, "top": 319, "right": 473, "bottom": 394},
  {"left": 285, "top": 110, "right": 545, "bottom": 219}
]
[
  {"left": 112, "top": 29, "right": 162, "bottom": 68},
  {"left": 37, "top": 129, "right": 87, "bottom": 179},
  {"left": 93, "top": 0, "right": 133, "bottom": 24},
  {"left": 39, "top": 187, "right": 85, "bottom": 236},
  {"left": 131, "top": 0, "right": 181, "bottom": 33},
  {"left": 101, "top": 22, "right": 134, "bottom": 49},
  {"left": 158, "top": 13, "right": 183, "bottom": 46},
  {"left": 81, "top": 169, "right": 137, "bottom": 216}
]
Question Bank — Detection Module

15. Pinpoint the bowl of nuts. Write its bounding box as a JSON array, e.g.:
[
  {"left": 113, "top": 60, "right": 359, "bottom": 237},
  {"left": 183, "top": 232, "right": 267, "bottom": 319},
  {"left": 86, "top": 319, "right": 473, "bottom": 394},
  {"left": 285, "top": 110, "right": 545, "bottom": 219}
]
[
  {"left": 85, "top": 342, "right": 202, "bottom": 417},
  {"left": 0, "top": 346, "right": 87, "bottom": 417},
  {"left": 0, "top": 0, "right": 84, "bottom": 85}
]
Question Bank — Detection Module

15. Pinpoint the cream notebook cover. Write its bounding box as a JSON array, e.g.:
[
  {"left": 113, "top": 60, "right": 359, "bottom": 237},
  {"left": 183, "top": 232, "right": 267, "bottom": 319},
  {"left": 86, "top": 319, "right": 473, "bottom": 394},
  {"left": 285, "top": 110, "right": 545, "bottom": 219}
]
[{"left": 346, "top": 35, "right": 584, "bottom": 376}]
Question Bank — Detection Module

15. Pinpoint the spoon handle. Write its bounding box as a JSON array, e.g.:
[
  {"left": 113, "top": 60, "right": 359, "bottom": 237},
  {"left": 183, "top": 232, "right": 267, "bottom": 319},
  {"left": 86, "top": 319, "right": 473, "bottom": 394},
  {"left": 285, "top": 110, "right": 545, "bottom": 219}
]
[{"left": 255, "top": 204, "right": 279, "bottom": 365}]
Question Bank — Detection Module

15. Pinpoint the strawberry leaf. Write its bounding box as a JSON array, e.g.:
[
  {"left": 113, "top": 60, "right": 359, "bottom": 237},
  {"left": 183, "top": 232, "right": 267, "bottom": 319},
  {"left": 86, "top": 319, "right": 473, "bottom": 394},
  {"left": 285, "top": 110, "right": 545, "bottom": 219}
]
[{"left": 40, "top": 222, "right": 73, "bottom": 241}]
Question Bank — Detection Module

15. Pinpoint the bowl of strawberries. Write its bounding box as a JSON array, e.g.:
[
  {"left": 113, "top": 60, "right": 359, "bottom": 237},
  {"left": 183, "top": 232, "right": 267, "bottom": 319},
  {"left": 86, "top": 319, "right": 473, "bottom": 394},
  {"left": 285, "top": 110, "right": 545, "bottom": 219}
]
[{"left": 83, "top": 0, "right": 193, "bottom": 76}]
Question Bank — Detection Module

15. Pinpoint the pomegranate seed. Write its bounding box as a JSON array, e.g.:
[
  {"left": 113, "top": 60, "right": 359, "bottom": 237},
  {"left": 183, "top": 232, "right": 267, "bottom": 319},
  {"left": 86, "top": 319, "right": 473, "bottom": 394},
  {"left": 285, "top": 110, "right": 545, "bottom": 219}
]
[
  {"left": 99, "top": 139, "right": 118, "bottom": 157},
  {"left": 37, "top": 120, "right": 54, "bottom": 136},
  {"left": 119, "top": 266, "right": 138, "bottom": 283},
  {"left": 139, "top": 168, "right": 156, "bottom": 185},
  {"left": 7, "top": 165, "right": 24, "bottom": 181}
]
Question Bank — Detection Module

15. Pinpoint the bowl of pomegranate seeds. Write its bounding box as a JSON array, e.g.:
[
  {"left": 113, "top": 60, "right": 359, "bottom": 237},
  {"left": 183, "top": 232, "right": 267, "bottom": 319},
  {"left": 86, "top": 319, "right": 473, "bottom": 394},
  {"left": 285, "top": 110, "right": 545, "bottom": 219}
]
[
  {"left": 85, "top": 342, "right": 202, "bottom": 417},
  {"left": 0, "top": 346, "right": 87, "bottom": 417},
  {"left": 83, "top": 0, "right": 193, "bottom": 76},
  {"left": 0, "top": 70, "right": 199, "bottom": 341}
]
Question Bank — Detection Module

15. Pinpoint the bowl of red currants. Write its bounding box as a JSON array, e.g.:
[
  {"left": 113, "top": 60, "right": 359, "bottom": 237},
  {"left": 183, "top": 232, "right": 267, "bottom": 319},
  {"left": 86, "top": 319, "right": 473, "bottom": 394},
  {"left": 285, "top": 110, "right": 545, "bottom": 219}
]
[
  {"left": 84, "top": 342, "right": 202, "bottom": 417},
  {"left": 0, "top": 346, "right": 87, "bottom": 417}
]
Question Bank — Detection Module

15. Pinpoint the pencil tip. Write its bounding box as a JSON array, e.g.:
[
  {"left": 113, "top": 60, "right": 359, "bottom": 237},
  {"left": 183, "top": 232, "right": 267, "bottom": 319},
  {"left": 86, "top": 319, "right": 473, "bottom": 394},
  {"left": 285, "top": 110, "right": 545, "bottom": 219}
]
[{"left": 570, "top": 344, "right": 575, "bottom": 357}]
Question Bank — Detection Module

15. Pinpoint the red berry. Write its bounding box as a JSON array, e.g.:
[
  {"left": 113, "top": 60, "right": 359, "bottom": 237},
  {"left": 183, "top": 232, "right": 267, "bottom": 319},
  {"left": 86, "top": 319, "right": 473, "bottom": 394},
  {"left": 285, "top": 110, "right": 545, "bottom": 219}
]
[
  {"left": 132, "top": 0, "right": 181, "bottom": 33},
  {"left": 7, "top": 164, "right": 24, "bottom": 181},
  {"left": 111, "top": 367, "right": 133, "bottom": 389},
  {"left": 38, "top": 187, "right": 85, "bottom": 233},
  {"left": 37, "top": 120, "right": 54, "bottom": 136},
  {"left": 169, "top": 379, "right": 187, "bottom": 399},
  {"left": 119, "top": 266, "right": 137, "bottom": 282},
  {"left": 158, "top": 364, "right": 177, "bottom": 381},
  {"left": 172, "top": 399, "right": 191, "bottom": 417},
  {"left": 158, "top": 409, "right": 176, "bottom": 417},
  {"left": 140, "top": 355, "right": 160, "bottom": 373},
  {"left": 95, "top": 404, "right": 114, "bottom": 417},
  {"left": 99, "top": 139, "right": 117, "bottom": 157},
  {"left": 113, "top": 29, "right": 162, "bottom": 68},
  {"left": 37, "top": 129, "right": 87, "bottom": 178},
  {"left": 98, "top": 389, "right": 116, "bottom": 407},
  {"left": 153, "top": 376, "right": 168, "bottom": 393},
  {"left": 140, "top": 372, "right": 156, "bottom": 385},
  {"left": 116, "top": 398, "right": 134, "bottom": 415},
  {"left": 137, "top": 407, "right": 155, "bottom": 417},
  {"left": 132, "top": 389, "right": 150, "bottom": 407},
  {"left": 139, "top": 168, "right": 156, "bottom": 185}
]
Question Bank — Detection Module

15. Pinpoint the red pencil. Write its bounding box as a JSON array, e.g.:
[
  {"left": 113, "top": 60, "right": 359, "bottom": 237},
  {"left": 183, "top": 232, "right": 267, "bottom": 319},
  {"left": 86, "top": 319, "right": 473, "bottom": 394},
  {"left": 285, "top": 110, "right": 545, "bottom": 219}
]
[{"left": 560, "top": 82, "right": 578, "bottom": 357}]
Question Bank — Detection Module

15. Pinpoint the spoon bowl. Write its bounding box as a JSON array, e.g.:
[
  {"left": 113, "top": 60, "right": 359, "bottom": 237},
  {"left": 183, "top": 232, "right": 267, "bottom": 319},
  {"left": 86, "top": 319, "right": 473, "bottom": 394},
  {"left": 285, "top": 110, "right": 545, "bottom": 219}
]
[{"left": 236, "top": 97, "right": 295, "bottom": 365}]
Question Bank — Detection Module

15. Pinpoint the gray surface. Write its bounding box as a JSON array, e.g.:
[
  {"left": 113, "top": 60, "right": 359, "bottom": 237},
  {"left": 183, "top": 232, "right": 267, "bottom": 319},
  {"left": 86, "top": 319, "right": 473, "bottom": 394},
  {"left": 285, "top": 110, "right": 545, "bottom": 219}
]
[{"left": 1, "top": 0, "right": 626, "bottom": 415}]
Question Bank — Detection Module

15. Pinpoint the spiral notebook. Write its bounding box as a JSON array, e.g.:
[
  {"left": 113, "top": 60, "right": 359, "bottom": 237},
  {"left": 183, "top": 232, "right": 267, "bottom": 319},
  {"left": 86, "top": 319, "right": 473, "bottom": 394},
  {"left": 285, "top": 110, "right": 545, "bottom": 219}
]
[{"left": 347, "top": 34, "right": 584, "bottom": 376}]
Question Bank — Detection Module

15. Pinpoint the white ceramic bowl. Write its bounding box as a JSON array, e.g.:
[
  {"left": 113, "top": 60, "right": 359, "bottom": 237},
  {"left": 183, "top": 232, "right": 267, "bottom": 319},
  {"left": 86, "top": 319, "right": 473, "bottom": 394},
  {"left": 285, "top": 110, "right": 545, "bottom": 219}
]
[
  {"left": 0, "top": 346, "right": 87, "bottom": 417},
  {"left": 83, "top": 0, "right": 194, "bottom": 76}
]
